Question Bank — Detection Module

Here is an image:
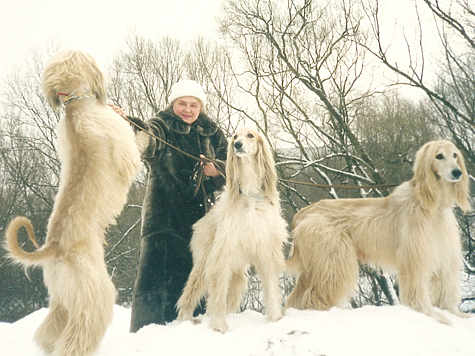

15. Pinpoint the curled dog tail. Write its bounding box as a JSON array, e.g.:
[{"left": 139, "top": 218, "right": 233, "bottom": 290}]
[
  {"left": 4, "top": 216, "right": 59, "bottom": 268},
  {"left": 285, "top": 238, "right": 302, "bottom": 274},
  {"left": 285, "top": 252, "right": 299, "bottom": 273}
]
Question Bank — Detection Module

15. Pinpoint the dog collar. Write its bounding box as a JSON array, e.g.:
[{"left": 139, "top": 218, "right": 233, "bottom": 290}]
[
  {"left": 238, "top": 188, "right": 267, "bottom": 200},
  {"left": 57, "top": 91, "right": 95, "bottom": 105}
]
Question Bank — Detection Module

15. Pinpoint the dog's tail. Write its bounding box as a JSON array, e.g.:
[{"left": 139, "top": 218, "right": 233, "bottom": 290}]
[
  {"left": 285, "top": 237, "right": 301, "bottom": 274},
  {"left": 285, "top": 254, "right": 297, "bottom": 272},
  {"left": 4, "top": 216, "right": 59, "bottom": 268}
]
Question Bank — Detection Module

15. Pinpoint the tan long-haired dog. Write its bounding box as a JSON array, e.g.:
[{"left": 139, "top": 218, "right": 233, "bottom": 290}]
[
  {"left": 4, "top": 50, "right": 144, "bottom": 355},
  {"left": 286, "top": 140, "right": 471, "bottom": 324},
  {"left": 177, "top": 127, "right": 288, "bottom": 333}
]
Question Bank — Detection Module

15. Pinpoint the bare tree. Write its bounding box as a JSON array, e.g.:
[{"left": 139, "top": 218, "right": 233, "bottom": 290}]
[
  {"left": 356, "top": 91, "right": 438, "bottom": 182},
  {"left": 219, "top": 0, "right": 393, "bottom": 201},
  {"left": 108, "top": 33, "right": 185, "bottom": 118},
  {"left": 361, "top": 0, "right": 475, "bottom": 164},
  {"left": 186, "top": 36, "right": 245, "bottom": 135}
]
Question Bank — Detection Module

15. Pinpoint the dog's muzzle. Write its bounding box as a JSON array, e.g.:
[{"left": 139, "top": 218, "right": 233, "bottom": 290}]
[
  {"left": 450, "top": 168, "right": 462, "bottom": 182},
  {"left": 234, "top": 141, "right": 245, "bottom": 155}
]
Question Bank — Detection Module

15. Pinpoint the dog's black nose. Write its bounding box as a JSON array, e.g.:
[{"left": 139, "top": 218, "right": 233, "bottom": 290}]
[
  {"left": 234, "top": 141, "right": 243, "bottom": 150},
  {"left": 452, "top": 169, "right": 462, "bottom": 180}
]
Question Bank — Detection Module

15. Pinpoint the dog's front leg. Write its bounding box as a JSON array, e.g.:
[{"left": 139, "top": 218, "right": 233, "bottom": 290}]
[
  {"left": 255, "top": 256, "right": 284, "bottom": 322},
  {"left": 399, "top": 268, "right": 452, "bottom": 325},
  {"left": 207, "top": 264, "right": 231, "bottom": 333},
  {"left": 430, "top": 266, "right": 471, "bottom": 319}
]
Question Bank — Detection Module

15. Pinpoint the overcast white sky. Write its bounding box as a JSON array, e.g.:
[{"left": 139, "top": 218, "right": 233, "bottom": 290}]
[
  {"left": 0, "top": 0, "right": 443, "bottom": 98},
  {"left": 0, "top": 0, "right": 223, "bottom": 82}
]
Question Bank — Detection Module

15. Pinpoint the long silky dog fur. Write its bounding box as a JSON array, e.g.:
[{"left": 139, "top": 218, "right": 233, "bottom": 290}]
[
  {"left": 286, "top": 140, "right": 471, "bottom": 324},
  {"left": 4, "top": 50, "right": 145, "bottom": 355},
  {"left": 176, "top": 127, "right": 288, "bottom": 333}
]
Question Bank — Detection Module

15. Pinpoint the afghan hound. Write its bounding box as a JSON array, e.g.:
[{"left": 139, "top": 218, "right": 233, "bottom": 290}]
[
  {"left": 176, "top": 127, "right": 288, "bottom": 333},
  {"left": 4, "top": 50, "right": 145, "bottom": 355},
  {"left": 286, "top": 140, "right": 471, "bottom": 324}
]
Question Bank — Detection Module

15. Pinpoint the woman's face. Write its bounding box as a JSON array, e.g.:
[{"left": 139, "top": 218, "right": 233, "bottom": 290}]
[{"left": 172, "top": 96, "right": 201, "bottom": 124}]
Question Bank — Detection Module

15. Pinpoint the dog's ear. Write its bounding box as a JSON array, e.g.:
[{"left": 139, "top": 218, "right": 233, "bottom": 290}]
[
  {"left": 454, "top": 149, "right": 471, "bottom": 212},
  {"left": 82, "top": 52, "right": 107, "bottom": 105},
  {"left": 413, "top": 142, "right": 440, "bottom": 211},
  {"left": 42, "top": 55, "right": 64, "bottom": 111},
  {"left": 225, "top": 139, "right": 240, "bottom": 196},
  {"left": 44, "top": 85, "right": 62, "bottom": 111},
  {"left": 256, "top": 133, "right": 278, "bottom": 200}
]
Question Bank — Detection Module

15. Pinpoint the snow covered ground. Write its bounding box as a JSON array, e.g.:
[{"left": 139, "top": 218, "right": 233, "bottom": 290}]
[{"left": 1, "top": 305, "right": 474, "bottom": 356}]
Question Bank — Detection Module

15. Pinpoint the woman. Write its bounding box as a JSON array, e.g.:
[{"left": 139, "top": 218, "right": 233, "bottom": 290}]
[{"left": 112, "top": 80, "right": 227, "bottom": 332}]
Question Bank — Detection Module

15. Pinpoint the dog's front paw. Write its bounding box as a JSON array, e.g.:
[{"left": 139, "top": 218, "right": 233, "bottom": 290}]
[
  {"left": 431, "top": 310, "right": 452, "bottom": 325},
  {"left": 210, "top": 317, "right": 228, "bottom": 333},
  {"left": 449, "top": 310, "right": 473, "bottom": 319},
  {"left": 191, "top": 318, "right": 202, "bottom": 325},
  {"left": 177, "top": 309, "right": 193, "bottom": 322},
  {"left": 266, "top": 312, "right": 283, "bottom": 323}
]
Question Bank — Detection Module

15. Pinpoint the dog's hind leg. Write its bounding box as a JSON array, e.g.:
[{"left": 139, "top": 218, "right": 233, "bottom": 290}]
[
  {"left": 285, "top": 271, "right": 312, "bottom": 310},
  {"left": 285, "top": 244, "right": 310, "bottom": 310},
  {"left": 176, "top": 259, "right": 208, "bottom": 321},
  {"left": 314, "top": 237, "right": 359, "bottom": 309},
  {"left": 34, "top": 299, "right": 68, "bottom": 355},
  {"left": 34, "top": 264, "right": 68, "bottom": 354},
  {"left": 53, "top": 264, "right": 116, "bottom": 356},
  {"left": 289, "top": 233, "right": 359, "bottom": 311},
  {"left": 177, "top": 215, "right": 216, "bottom": 321}
]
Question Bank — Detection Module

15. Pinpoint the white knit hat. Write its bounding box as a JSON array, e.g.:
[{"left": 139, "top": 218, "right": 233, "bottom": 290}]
[{"left": 168, "top": 79, "right": 207, "bottom": 107}]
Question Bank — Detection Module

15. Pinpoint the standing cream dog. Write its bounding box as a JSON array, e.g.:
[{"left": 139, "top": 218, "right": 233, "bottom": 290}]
[
  {"left": 177, "top": 127, "right": 288, "bottom": 333},
  {"left": 4, "top": 50, "right": 144, "bottom": 355},
  {"left": 286, "top": 140, "right": 471, "bottom": 324}
]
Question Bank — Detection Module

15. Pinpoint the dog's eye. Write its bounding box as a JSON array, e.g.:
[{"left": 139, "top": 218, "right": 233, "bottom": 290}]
[
  {"left": 233, "top": 135, "right": 238, "bottom": 140},
  {"left": 436, "top": 153, "right": 444, "bottom": 160},
  {"left": 247, "top": 133, "right": 254, "bottom": 138},
  {"left": 453, "top": 153, "right": 458, "bottom": 159}
]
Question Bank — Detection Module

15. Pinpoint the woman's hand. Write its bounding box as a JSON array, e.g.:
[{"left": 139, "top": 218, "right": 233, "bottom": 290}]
[
  {"left": 200, "top": 155, "right": 221, "bottom": 178},
  {"left": 109, "top": 104, "right": 127, "bottom": 119}
]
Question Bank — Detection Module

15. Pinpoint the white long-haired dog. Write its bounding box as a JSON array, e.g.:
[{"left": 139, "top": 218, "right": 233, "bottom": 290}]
[
  {"left": 4, "top": 50, "right": 144, "bottom": 355},
  {"left": 176, "top": 127, "right": 288, "bottom": 333},
  {"left": 286, "top": 140, "right": 471, "bottom": 324}
]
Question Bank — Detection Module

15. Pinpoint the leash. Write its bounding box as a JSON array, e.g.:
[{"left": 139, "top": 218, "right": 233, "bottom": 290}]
[
  {"left": 123, "top": 115, "right": 398, "bottom": 191},
  {"left": 123, "top": 115, "right": 226, "bottom": 178},
  {"left": 279, "top": 178, "right": 398, "bottom": 190}
]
